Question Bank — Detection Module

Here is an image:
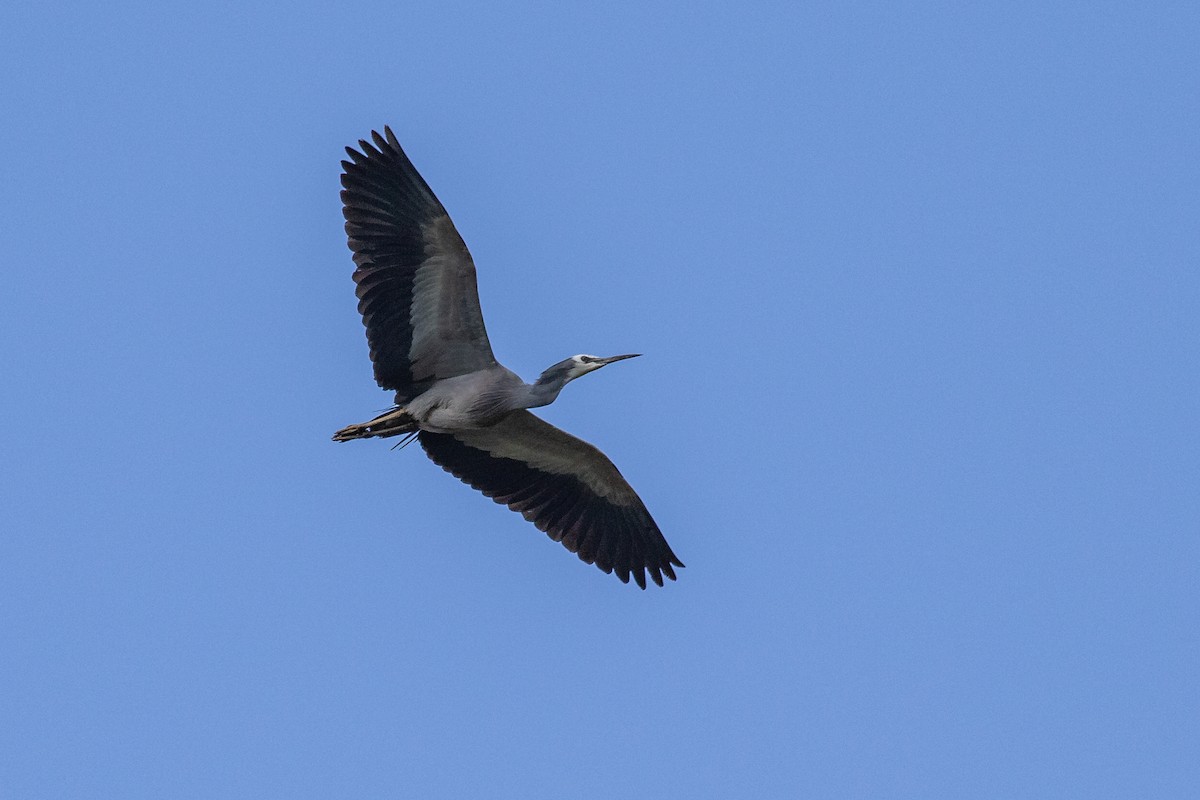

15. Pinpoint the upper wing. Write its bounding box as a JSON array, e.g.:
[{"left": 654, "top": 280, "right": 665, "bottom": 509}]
[
  {"left": 419, "top": 411, "right": 684, "bottom": 588},
  {"left": 341, "top": 127, "right": 497, "bottom": 399}
]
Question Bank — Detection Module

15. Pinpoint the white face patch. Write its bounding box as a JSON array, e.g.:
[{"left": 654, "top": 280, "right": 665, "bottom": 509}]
[{"left": 567, "top": 354, "right": 603, "bottom": 379}]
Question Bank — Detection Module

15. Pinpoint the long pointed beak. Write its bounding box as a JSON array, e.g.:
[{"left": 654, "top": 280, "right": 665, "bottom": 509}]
[{"left": 598, "top": 353, "right": 641, "bottom": 365}]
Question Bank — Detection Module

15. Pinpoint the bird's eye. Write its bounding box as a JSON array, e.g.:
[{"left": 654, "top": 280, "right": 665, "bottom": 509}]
[{"left": 579, "top": 356, "right": 596, "bottom": 363}]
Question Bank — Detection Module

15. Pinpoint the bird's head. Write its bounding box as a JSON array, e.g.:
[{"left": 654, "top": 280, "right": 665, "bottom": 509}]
[
  {"left": 537, "top": 353, "right": 641, "bottom": 389},
  {"left": 565, "top": 353, "right": 641, "bottom": 380}
]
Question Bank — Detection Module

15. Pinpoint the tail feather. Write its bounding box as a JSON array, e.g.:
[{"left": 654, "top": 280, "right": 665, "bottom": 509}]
[{"left": 332, "top": 407, "right": 417, "bottom": 441}]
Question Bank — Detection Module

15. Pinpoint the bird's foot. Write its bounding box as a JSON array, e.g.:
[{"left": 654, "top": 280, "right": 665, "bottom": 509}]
[{"left": 332, "top": 422, "right": 371, "bottom": 442}]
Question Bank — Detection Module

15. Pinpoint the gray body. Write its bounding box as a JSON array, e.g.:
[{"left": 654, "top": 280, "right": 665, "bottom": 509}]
[
  {"left": 333, "top": 127, "right": 683, "bottom": 588},
  {"left": 406, "top": 365, "right": 529, "bottom": 432}
]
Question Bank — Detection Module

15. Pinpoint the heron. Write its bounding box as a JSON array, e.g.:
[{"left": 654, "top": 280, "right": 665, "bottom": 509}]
[{"left": 332, "top": 127, "right": 684, "bottom": 588}]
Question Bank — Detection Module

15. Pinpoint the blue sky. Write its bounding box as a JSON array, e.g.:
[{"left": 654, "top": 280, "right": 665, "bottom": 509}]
[{"left": 2, "top": 1, "right": 1197, "bottom": 797}]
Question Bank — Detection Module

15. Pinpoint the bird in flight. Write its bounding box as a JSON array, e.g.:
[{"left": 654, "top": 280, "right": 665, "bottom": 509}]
[{"left": 333, "top": 127, "right": 683, "bottom": 588}]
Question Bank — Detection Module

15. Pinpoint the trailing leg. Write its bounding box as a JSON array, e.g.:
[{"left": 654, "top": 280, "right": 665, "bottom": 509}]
[{"left": 332, "top": 407, "right": 417, "bottom": 441}]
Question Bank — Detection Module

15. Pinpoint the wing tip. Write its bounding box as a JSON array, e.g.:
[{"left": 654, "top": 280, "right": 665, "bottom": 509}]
[{"left": 342, "top": 125, "right": 399, "bottom": 166}]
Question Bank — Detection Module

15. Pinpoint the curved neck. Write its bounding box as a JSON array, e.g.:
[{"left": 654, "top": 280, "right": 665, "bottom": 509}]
[
  {"left": 519, "top": 363, "right": 577, "bottom": 409},
  {"left": 516, "top": 359, "right": 585, "bottom": 410}
]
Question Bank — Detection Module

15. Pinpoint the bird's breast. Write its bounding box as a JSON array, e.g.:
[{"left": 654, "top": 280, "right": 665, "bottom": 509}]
[{"left": 409, "top": 386, "right": 514, "bottom": 433}]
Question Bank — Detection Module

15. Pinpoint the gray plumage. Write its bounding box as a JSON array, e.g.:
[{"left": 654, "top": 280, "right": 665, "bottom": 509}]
[{"left": 333, "top": 127, "right": 683, "bottom": 588}]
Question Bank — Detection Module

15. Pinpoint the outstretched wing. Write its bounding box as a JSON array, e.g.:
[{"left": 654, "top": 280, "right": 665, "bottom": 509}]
[
  {"left": 419, "top": 411, "right": 684, "bottom": 588},
  {"left": 341, "top": 127, "right": 497, "bottom": 400}
]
